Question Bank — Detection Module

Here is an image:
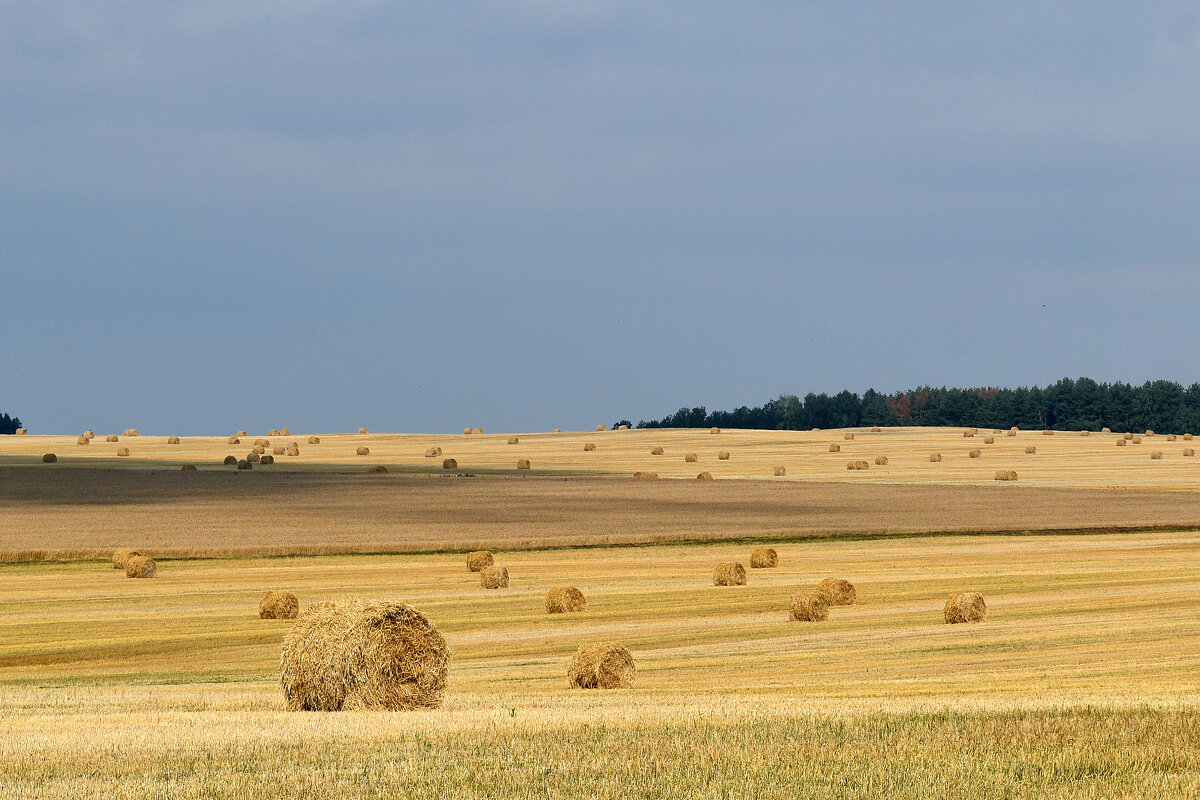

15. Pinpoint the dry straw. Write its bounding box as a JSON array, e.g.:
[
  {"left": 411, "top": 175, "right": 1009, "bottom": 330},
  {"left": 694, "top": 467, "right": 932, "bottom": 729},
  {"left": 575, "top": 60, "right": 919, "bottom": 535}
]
[
  {"left": 222, "top": 455, "right": 238, "bottom": 465},
  {"left": 1025, "top": 446, "right": 1037, "bottom": 454},
  {"left": 106, "top": 434, "right": 119, "bottom": 442},
  {"left": 633, "top": 471, "right": 658, "bottom": 478},
  {"left": 287, "top": 445, "right": 300, "bottom": 456},
  {"left": 268, "top": 429, "right": 280, "bottom": 437},
  {"left": 713, "top": 562, "right": 747, "bottom": 586},
  {"left": 369, "top": 466, "right": 388, "bottom": 474},
  {"left": 710, "top": 427, "right": 720, "bottom": 434},
  {"left": 844, "top": 432, "right": 855, "bottom": 440},
  {"left": 442, "top": 458, "right": 458, "bottom": 469},
  {"left": 123, "top": 429, "right": 140, "bottom": 437},
  {"left": 117, "top": 447, "right": 131, "bottom": 457},
  {"left": 1146, "top": 430, "right": 1155, "bottom": 437},
  {"left": 112, "top": 548, "right": 140, "bottom": 569},
  {"left": 584, "top": 443, "right": 596, "bottom": 452},
  {"left": 1151, "top": 451, "right": 1164, "bottom": 460},
  {"left": 1043, "top": 429, "right": 1055, "bottom": 436},
  {"left": 773, "top": 466, "right": 787, "bottom": 476},
  {"left": 847, "top": 460, "right": 869, "bottom": 470},
  {"left": 684, "top": 453, "right": 698, "bottom": 462},
  {"left": 1116, "top": 439, "right": 1127, "bottom": 447},
  {"left": 749, "top": 547, "right": 778, "bottom": 568},
  {"left": 1007, "top": 427, "right": 1018, "bottom": 436},
  {"left": 228, "top": 436, "right": 241, "bottom": 445},
  {"left": 929, "top": 453, "right": 942, "bottom": 462},
  {"left": 516, "top": 459, "right": 531, "bottom": 470},
  {"left": 252, "top": 445, "right": 266, "bottom": 455},
  {"left": 272, "top": 446, "right": 286, "bottom": 455},
  {"left": 125, "top": 555, "right": 156, "bottom": 578},
  {"left": 984, "top": 436, "right": 995, "bottom": 444},
  {"left": 817, "top": 578, "right": 856, "bottom": 605},
  {"left": 618, "top": 424, "right": 630, "bottom": 431},
  {"left": 261, "top": 455, "right": 275, "bottom": 464},
  {"left": 545, "top": 587, "right": 587, "bottom": 613},
  {"left": 237, "top": 459, "right": 252, "bottom": 470},
  {"left": 167, "top": 436, "right": 180, "bottom": 444},
  {"left": 944, "top": 592, "right": 987, "bottom": 623},
  {"left": 15, "top": 428, "right": 26, "bottom": 435},
  {"left": 568, "top": 643, "right": 634, "bottom": 689},
  {"left": 696, "top": 471, "right": 713, "bottom": 480},
  {"left": 254, "top": 438, "right": 270, "bottom": 448},
  {"left": 596, "top": 424, "right": 607, "bottom": 431},
  {"left": 463, "top": 427, "right": 472, "bottom": 435},
  {"left": 83, "top": 430, "right": 94, "bottom": 440},
  {"left": 1186, "top": 434, "right": 1194, "bottom": 441},
  {"left": 1168, "top": 434, "right": 1177, "bottom": 441},
  {"left": 356, "top": 446, "right": 370, "bottom": 456},
  {"left": 237, "top": 430, "right": 248, "bottom": 436},
  {"left": 1081, "top": 430, "right": 1091, "bottom": 437},
  {"left": 994, "top": 470, "right": 1018, "bottom": 481},
  {"left": 1102, "top": 427, "right": 1112, "bottom": 434},
  {"left": 829, "top": 444, "right": 841, "bottom": 453},
  {"left": 871, "top": 426, "right": 881, "bottom": 432},
  {"left": 507, "top": 436, "right": 519, "bottom": 444},
  {"left": 717, "top": 451, "right": 730, "bottom": 460},
  {"left": 790, "top": 592, "right": 829, "bottom": 622},
  {"left": 1132, "top": 436, "right": 1143, "bottom": 444},
  {"left": 1124, "top": 433, "right": 1134, "bottom": 440},
  {"left": 308, "top": 436, "right": 321, "bottom": 444},
  {"left": 963, "top": 429, "right": 976, "bottom": 438},
  {"left": 473, "top": 427, "right": 483, "bottom": 434},
  {"left": 358, "top": 427, "right": 369, "bottom": 434},
  {"left": 181, "top": 464, "right": 196, "bottom": 471},
  {"left": 259, "top": 591, "right": 299, "bottom": 619},
  {"left": 41, "top": 453, "right": 57, "bottom": 463},
  {"left": 1185, "top": 449, "right": 1195, "bottom": 457},
  {"left": 650, "top": 447, "right": 664, "bottom": 455},
  {"left": 279, "top": 596, "right": 449, "bottom": 711},
  {"left": 480, "top": 565, "right": 509, "bottom": 589},
  {"left": 968, "top": 449, "right": 982, "bottom": 458},
  {"left": 466, "top": 551, "right": 494, "bottom": 572},
  {"left": 77, "top": 435, "right": 89, "bottom": 445},
  {"left": 874, "top": 455, "right": 888, "bottom": 465},
  {"left": 424, "top": 447, "right": 441, "bottom": 457}
]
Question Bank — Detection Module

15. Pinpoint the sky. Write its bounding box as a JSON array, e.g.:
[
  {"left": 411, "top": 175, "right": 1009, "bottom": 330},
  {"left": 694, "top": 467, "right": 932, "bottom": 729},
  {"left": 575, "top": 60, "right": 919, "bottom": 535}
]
[{"left": 2, "top": 2, "right": 1200, "bottom": 434}]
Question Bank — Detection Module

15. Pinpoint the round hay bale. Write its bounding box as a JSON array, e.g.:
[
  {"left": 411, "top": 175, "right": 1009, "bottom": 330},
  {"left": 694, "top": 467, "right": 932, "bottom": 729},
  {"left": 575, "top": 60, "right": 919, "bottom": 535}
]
[
  {"left": 633, "top": 471, "right": 658, "bottom": 478},
  {"left": 717, "top": 451, "right": 730, "bottom": 460},
  {"left": 1186, "top": 434, "right": 1194, "bottom": 441},
  {"left": 1185, "top": 448, "right": 1196, "bottom": 457},
  {"left": 280, "top": 428, "right": 291, "bottom": 436},
  {"left": 442, "top": 458, "right": 458, "bottom": 469},
  {"left": 584, "top": 443, "right": 596, "bottom": 452},
  {"left": 773, "top": 466, "right": 787, "bottom": 476},
  {"left": 463, "top": 427, "right": 473, "bottom": 435},
  {"left": 1116, "top": 439, "right": 1127, "bottom": 447},
  {"left": 14, "top": 428, "right": 26, "bottom": 435},
  {"left": 568, "top": 643, "right": 634, "bottom": 689},
  {"left": 228, "top": 436, "right": 241, "bottom": 445},
  {"left": 1007, "top": 427, "right": 1018, "bottom": 436},
  {"left": 237, "top": 430, "right": 248, "bottom": 436},
  {"left": 261, "top": 454, "right": 275, "bottom": 465},
  {"left": 116, "top": 447, "right": 131, "bottom": 457},
  {"left": 466, "top": 550, "right": 494, "bottom": 572},
  {"left": 829, "top": 443, "right": 841, "bottom": 453},
  {"left": 596, "top": 424, "right": 607, "bottom": 431},
  {"left": 1081, "top": 430, "right": 1091, "bottom": 437},
  {"left": 480, "top": 565, "right": 509, "bottom": 589},
  {"left": 77, "top": 435, "right": 89, "bottom": 445},
  {"left": 713, "top": 562, "right": 746, "bottom": 586},
  {"left": 358, "top": 427, "right": 369, "bottom": 434},
  {"left": 968, "top": 449, "right": 982, "bottom": 458},
  {"left": 1151, "top": 451, "right": 1163, "bottom": 460},
  {"left": 696, "top": 471, "right": 713, "bottom": 480},
  {"left": 223, "top": 455, "right": 238, "bottom": 465},
  {"left": 268, "top": 429, "right": 280, "bottom": 437},
  {"left": 749, "top": 547, "right": 777, "bottom": 568},
  {"left": 650, "top": 447, "right": 664, "bottom": 455},
  {"left": 1102, "top": 427, "right": 1112, "bottom": 434},
  {"left": 1043, "top": 429, "right": 1054, "bottom": 436},
  {"left": 246, "top": 452, "right": 261, "bottom": 463},
  {"left": 847, "top": 460, "right": 869, "bottom": 470},
  {"left": 1124, "top": 433, "right": 1134, "bottom": 440},
  {"left": 874, "top": 455, "right": 888, "bottom": 465},
  {"left": 944, "top": 592, "right": 986, "bottom": 624},
  {"left": 125, "top": 555, "right": 156, "bottom": 578},
  {"left": 181, "top": 464, "right": 197, "bottom": 471},
  {"left": 356, "top": 446, "right": 370, "bottom": 456},
  {"left": 983, "top": 436, "right": 995, "bottom": 444},
  {"left": 618, "top": 424, "right": 630, "bottom": 431},
  {"left": 279, "top": 596, "right": 449, "bottom": 711},
  {"left": 167, "top": 436, "right": 181, "bottom": 444},
  {"left": 112, "top": 548, "right": 140, "bottom": 569},
  {"left": 871, "top": 426, "right": 881, "bottom": 432},
  {"left": 552, "top": 428, "right": 561, "bottom": 433},
  {"left": 994, "top": 470, "right": 1018, "bottom": 481},
  {"left": 272, "top": 446, "right": 285, "bottom": 455},
  {"left": 506, "top": 436, "right": 519, "bottom": 445},
  {"left": 41, "top": 453, "right": 56, "bottom": 463},
  {"left": 1025, "top": 446, "right": 1037, "bottom": 454},
  {"left": 817, "top": 577, "right": 856, "bottom": 605},
  {"left": 545, "top": 587, "right": 587, "bottom": 614},
  {"left": 844, "top": 432, "right": 855, "bottom": 440},
  {"left": 83, "top": 430, "right": 94, "bottom": 440},
  {"left": 259, "top": 591, "right": 299, "bottom": 620},
  {"left": 516, "top": 459, "right": 531, "bottom": 470},
  {"left": 251, "top": 445, "right": 266, "bottom": 455},
  {"left": 1132, "top": 436, "right": 1143, "bottom": 445},
  {"left": 308, "top": 436, "right": 321, "bottom": 444},
  {"left": 710, "top": 427, "right": 720, "bottom": 434},
  {"left": 106, "top": 434, "right": 119, "bottom": 442},
  {"left": 286, "top": 446, "right": 300, "bottom": 456},
  {"left": 237, "top": 459, "right": 252, "bottom": 470},
  {"left": 368, "top": 465, "right": 388, "bottom": 474},
  {"left": 963, "top": 429, "right": 976, "bottom": 438},
  {"left": 254, "top": 439, "right": 270, "bottom": 448},
  {"left": 473, "top": 428, "right": 484, "bottom": 435},
  {"left": 423, "top": 447, "right": 439, "bottom": 457},
  {"left": 123, "top": 429, "right": 140, "bottom": 437},
  {"left": 929, "top": 453, "right": 942, "bottom": 462},
  {"left": 1168, "top": 434, "right": 1177, "bottom": 441},
  {"left": 789, "top": 592, "right": 829, "bottom": 622},
  {"left": 1146, "top": 430, "right": 1155, "bottom": 437}
]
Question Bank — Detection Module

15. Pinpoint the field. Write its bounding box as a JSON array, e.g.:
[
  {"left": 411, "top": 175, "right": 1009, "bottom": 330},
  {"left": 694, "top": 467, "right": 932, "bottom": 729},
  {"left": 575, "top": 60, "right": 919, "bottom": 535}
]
[{"left": 2, "top": 426, "right": 1199, "bottom": 797}]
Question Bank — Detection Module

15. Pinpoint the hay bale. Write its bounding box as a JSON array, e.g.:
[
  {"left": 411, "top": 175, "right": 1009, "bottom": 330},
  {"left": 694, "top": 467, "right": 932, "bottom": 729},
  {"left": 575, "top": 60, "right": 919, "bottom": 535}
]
[
  {"left": 789, "top": 592, "right": 829, "bottom": 622},
  {"left": 749, "top": 547, "right": 777, "bottom": 568},
  {"left": 112, "top": 548, "right": 141, "bottom": 569},
  {"left": 1124, "top": 433, "right": 1134, "bottom": 440},
  {"left": 650, "top": 447, "right": 664, "bottom": 455},
  {"left": 683, "top": 452, "right": 698, "bottom": 462},
  {"left": 545, "top": 587, "right": 587, "bottom": 614},
  {"left": 1146, "top": 430, "right": 1155, "bottom": 437},
  {"left": 14, "top": 428, "right": 26, "bottom": 435},
  {"left": 1043, "top": 429, "right": 1054, "bottom": 436},
  {"left": 280, "top": 428, "right": 291, "bottom": 436},
  {"left": 596, "top": 424, "right": 607, "bottom": 431},
  {"left": 552, "top": 428, "right": 561, "bottom": 433},
  {"left": 255, "top": 438, "right": 270, "bottom": 448},
  {"left": 871, "top": 426, "right": 881, "bottom": 432},
  {"left": 247, "top": 452, "right": 261, "bottom": 463},
  {"left": 480, "top": 565, "right": 509, "bottom": 589},
  {"left": 279, "top": 596, "right": 449, "bottom": 711},
  {"left": 713, "top": 562, "right": 747, "bottom": 586},
  {"left": 633, "top": 471, "right": 658, "bottom": 478},
  {"left": 516, "top": 459, "right": 531, "bottom": 470},
  {"left": 710, "top": 427, "right": 720, "bottom": 434},
  {"left": 874, "top": 455, "right": 888, "bottom": 465},
  {"left": 929, "top": 453, "right": 942, "bottom": 462},
  {"left": 1132, "top": 436, "right": 1143, "bottom": 444},
  {"left": 584, "top": 443, "right": 596, "bottom": 451},
  {"left": 618, "top": 424, "right": 630, "bottom": 431},
  {"left": 358, "top": 427, "right": 369, "bottom": 434},
  {"left": 717, "top": 451, "right": 730, "bottom": 460},
  {"left": 270, "top": 445, "right": 284, "bottom": 455},
  {"left": 125, "top": 555, "right": 156, "bottom": 578},
  {"left": 106, "top": 434, "right": 119, "bottom": 442},
  {"left": 83, "top": 430, "right": 94, "bottom": 440},
  {"left": 1186, "top": 434, "right": 1194, "bottom": 441},
  {"left": 568, "top": 643, "right": 634, "bottom": 689},
  {"left": 1151, "top": 451, "right": 1163, "bottom": 460},
  {"left": 1081, "top": 430, "right": 1091, "bottom": 437},
  {"left": 181, "top": 464, "right": 197, "bottom": 471},
  {"left": 1168, "top": 434, "right": 1177, "bottom": 441},
  {"left": 251, "top": 445, "right": 266, "bottom": 455},
  {"left": 1102, "top": 427, "right": 1112, "bottom": 434},
  {"left": 773, "top": 466, "right": 787, "bottom": 476},
  {"left": 944, "top": 592, "right": 986, "bottom": 624},
  {"left": 286, "top": 446, "right": 300, "bottom": 456},
  {"left": 308, "top": 436, "right": 321, "bottom": 444},
  {"left": 817, "top": 578, "right": 856, "bottom": 605},
  {"left": 237, "top": 430, "right": 248, "bottom": 436},
  {"left": 237, "top": 459, "right": 252, "bottom": 470},
  {"left": 1007, "top": 427, "right": 1018, "bottom": 436},
  {"left": 356, "top": 446, "right": 370, "bottom": 456},
  {"left": 1185, "top": 448, "right": 1195, "bottom": 457},
  {"left": 123, "top": 429, "right": 140, "bottom": 437},
  {"left": 259, "top": 591, "right": 299, "bottom": 619},
  {"left": 41, "top": 453, "right": 56, "bottom": 463},
  {"left": 424, "top": 447, "right": 439, "bottom": 457},
  {"left": 844, "top": 432, "right": 855, "bottom": 440},
  {"left": 1025, "top": 446, "right": 1037, "bottom": 454},
  {"left": 829, "top": 443, "right": 841, "bottom": 453},
  {"left": 466, "top": 551, "right": 494, "bottom": 572},
  {"left": 442, "top": 458, "right": 458, "bottom": 469},
  {"left": 228, "top": 436, "right": 241, "bottom": 445},
  {"left": 261, "top": 454, "right": 275, "bottom": 465},
  {"left": 1116, "top": 439, "right": 1127, "bottom": 447},
  {"left": 507, "top": 436, "right": 519, "bottom": 445},
  {"left": 968, "top": 449, "right": 982, "bottom": 458},
  {"left": 117, "top": 447, "right": 130, "bottom": 457},
  {"left": 696, "top": 471, "right": 713, "bottom": 480},
  {"left": 983, "top": 436, "right": 995, "bottom": 444},
  {"left": 963, "top": 429, "right": 975, "bottom": 438},
  {"left": 167, "top": 436, "right": 180, "bottom": 444},
  {"left": 223, "top": 455, "right": 238, "bottom": 465},
  {"left": 368, "top": 465, "right": 388, "bottom": 474},
  {"left": 994, "top": 470, "right": 1018, "bottom": 481},
  {"left": 268, "top": 429, "right": 280, "bottom": 437},
  {"left": 77, "top": 435, "right": 89, "bottom": 445},
  {"left": 463, "top": 427, "right": 473, "bottom": 435},
  {"left": 847, "top": 460, "right": 869, "bottom": 470}
]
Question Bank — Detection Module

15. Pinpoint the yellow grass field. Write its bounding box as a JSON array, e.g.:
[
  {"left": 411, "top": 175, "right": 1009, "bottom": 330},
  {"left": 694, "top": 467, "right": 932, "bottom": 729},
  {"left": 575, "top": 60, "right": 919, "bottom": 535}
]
[{"left": 2, "top": 427, "right": 1199, "bottom": 797}]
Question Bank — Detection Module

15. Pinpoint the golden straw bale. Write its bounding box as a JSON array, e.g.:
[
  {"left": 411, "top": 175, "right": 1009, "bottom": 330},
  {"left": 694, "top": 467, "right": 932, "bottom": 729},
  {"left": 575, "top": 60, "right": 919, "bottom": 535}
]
[
  {"left": 829, "top": 444, "right": 841, "bottom": 453},
  {"left": 237, "top": 430, "right": 248, "bottom": 436},
  {"left": 1132, "top": 436, "right": 1142, "bottom": 444},
  {"left": 545, "top": 587, "right": 587, "bottom": 613},
  {"left": 1146, "top": 430, "right": 1155, "bottom": 437},
  {"left": 596, "top": 424, "right": 607, "bottom": 431},
  {"left": 424, "top": 447, "right": 439, "bottom": 457},
  {"left": 968, "top": 449, "right": 982, "bottom": 458},
  {"left": 618, "top": 424, "right": 629, "bottom": 431},
  {"left": 1185, "top": 449, "right": 1195, "bottom": 457},
  {"left": 844, "top": 432, "right": 855, "bottom": 440},
  {"left": 223, "top": 455, "right": 238, "bottom": 465},
  {"left": 254, "top": 439, "right": 270, "bottom": 448},
  {"left": 466, "top": 551, "right": 494, "bottom": 572},
  {"left": 308, "top": 436, "right": 320, "bottom": 444},
  {"left": 552, "top": 428, "right": 561, "bottom": 433},
  {"left": 480, "top": 565, "right": 509, "bottom": 589},
  {"left": 994, "top": 470, "right": 1018, "bottom": 481},
  {"left": 817, "top": 578, "right": 856, "bottom": 605},
  {"left": 227, "top": 436, "right": 241, "bottom": 445},
  {"left": 259, "top": 591, "right": 299, "bottom": 619},
  {"left": 749, "top": 547, "right": 778, "bottom": 568},
  {"left": 247, "top": 452, "right": 261, "bottom": 463},
  {"left": 1081, "top": 430, "right": 1091, "bottom": 436},
  {"left": 261, "top": 455, "right": 275, "bottom": 465},
  {"left": 1102, "top": 427, "right": 1111, "bottom": 434},
  {"left": 773, "top": 466, "right": 787, "bottom": 476},
  {"left": 650, "top": 447, "right": 664, "bottom": 455},
  {"left": 684, "top": 453, "right": 698, "bottom": 462},
  {"left": 584, "top": 443, "right": 596, "bottom": 451},
  {"left": 1168, "top": 434, "right": 1177, "bottom": 441},
  {"left": 252, "top": 445, "right": 266, "bottom": 455},
  {"left": 15, "top": 428, "right": 26, "bottom": 435},
  {"left": 1007, "top": 427, "right": 1018, "bottom": 436},
  {"left": 1124, "top": 433, "right": 1134, "bottom": 440},
  {"left": 789, "top": 592, "right": 829, "bottom": 622},
  {"left": 463, "top": 427, "right": 473, "bottom": 435},
  {"left": 944, "top": 592, "right": 987, "bottom": 623},
  {"left": 717, "top": 451, "right": 730, "bottom": 460},
  {"left": 112, "top": 548, "right": 140, "bottom": 569},
  {"left": 83, "top": 430, "right": 94, "bottom": 440},
  {"left": 929, "top": 453, "right": 942, "bottom": 462},
  {"left": 847, "top": 460, "right": 869, "bottom": 470},
  {"left": 268, "top": 430, "right": 280, "bottom": 437},
  {"left": 696, "top": 471, "right": 713, "bottom": 480},
  {"left": 77, "top": 436, "right": 89, "bottom": 445},
  {"left": 507, "top": 436, "right": 519, "bottom": 445},
  {"left": 963, "top": 429, "right": 975, "bottom": 438},
  {"left": 473, "top": 427, "right": 483, "bottom": 434},
  {"left": 1043, "top": 429, "right": 1054, "bottom": 436},
  {"left": 356, "top": 446, "right": 370, "bottom": 456},
  {"left": 41, "top": 453, "right": 56, "bottom": 463},
  {"left": 516, "top": 459, "right": 531, "bottom": 469},
  {"left": 272, "top": 446, "right": 286, "bottom": 455},
  {"left": 1025, "top": 446, "right": 1037, "bottom": 454},
  {"left": 1151, "top": 451, "right": 1163, "bottom": 460},
  {"left": 710, "top": 427, "right": 720, "bottom": 434},
  {"left": 167, "top": 436, "right": 180, "bottom": 444},
  {"left": 280, "top": 428, "right": 291, "bottom": 436},
  {"left": 1116, "top": 439, "right": 1127, "bottom": 447},
  {"left": 181, "top": 465, "right": 196, "bottom": 471},
  {"left": 125, "top": 555, "right": 156, "bottom": 578},
  {"left": 632, "top": 471, "right": 658, "bottom": 478},
  {"left": 117, "top": 448, "right": 130, "bottom": 457},
  {"left": 874, "top": 455, "right": 888, "bottom": 465},
  {"left": 123, "top": 429, "right": 140, "bottom": 437},
  {"left": 983, "top": 436, "right": 995, "bottom": 444},
  {"left": 871, "top": 426, "right": 881, "bottom": 432},
  {"left": 106, "top": 434, "right": 119, "bottom": 442},
  {"left": 357, "top": 428, "right": 369, "bottom": 435},
  {"left": 287, "top": 446, "right": 300, "bottom": 456},
  {"left": 237, "top": 459, "right": 252, "bottom": 470},
  {"left": 568, "top": 643, "right": 635, "bottom": 689},
  {"left": 713, "top": 562, "right": 747, "bottom": 586},
  {"left": 442, "top": 458, "right": 458, "bottom": 469},
  {"left": 279, "top": 596, "right": 449, "bottom": 711},
  {"left": 1186, "top": 434, "right": 1194, "bottom": 441}
]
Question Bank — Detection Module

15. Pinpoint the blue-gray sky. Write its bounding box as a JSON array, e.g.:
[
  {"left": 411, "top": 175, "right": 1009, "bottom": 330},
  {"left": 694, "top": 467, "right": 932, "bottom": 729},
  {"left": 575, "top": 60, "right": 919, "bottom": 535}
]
[{"left": 3, "top": 2, "right": 1199, "bottom": 434}]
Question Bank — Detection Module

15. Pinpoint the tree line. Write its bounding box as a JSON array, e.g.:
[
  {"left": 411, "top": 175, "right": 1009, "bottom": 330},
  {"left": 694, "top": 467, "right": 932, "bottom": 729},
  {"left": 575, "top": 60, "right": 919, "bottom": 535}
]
[
  {"left": 0, "top": 413, "right": 22, "bottom": 435},
  {"left": 635, "top": 378, "right": 1200, "bottom": 434}
]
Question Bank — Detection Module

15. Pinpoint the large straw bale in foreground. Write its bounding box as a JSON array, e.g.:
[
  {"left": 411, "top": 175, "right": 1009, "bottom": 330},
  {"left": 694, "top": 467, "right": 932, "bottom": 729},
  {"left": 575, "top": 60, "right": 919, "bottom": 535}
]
[
  {"left": 279, "top": 597, "right": 449, "bottom": 711},
  {"left": 696, "top": 471, "right": 713, "bottom": 480},
  {"left": 944, "top": 592, "right": 987, "bottom": 624},
  {"left": 112, "top": 548, "right": 141, "bottom": 569},
  {"left": 749, "top": 547, "right": 777, "bottom": 568},
  {"left": 817, "top": 577, "right": 856, "bottom": 605},
  {"left": 713, "top": 562, "right": 747, "bottom": 586},
  {"left": 790, "top": 591, "right": 829, "bottom": 622},
  {"left": 260, "top": 591, "right": 300, "bottom": 619},
  {"left": 125, "top": 555, "right": 156, "bottom": 578},
  {"left": 545, "top": 587, "right": 587, "bottom": 613},
  {"left": 442, "top": 458, "right": 458, "bottom": 469},
  {"left": 480, "top": 565, "right": 509, "bottom": 588},
  {"left": 568, "top": 643, "right": 634, "bottom": 689}
]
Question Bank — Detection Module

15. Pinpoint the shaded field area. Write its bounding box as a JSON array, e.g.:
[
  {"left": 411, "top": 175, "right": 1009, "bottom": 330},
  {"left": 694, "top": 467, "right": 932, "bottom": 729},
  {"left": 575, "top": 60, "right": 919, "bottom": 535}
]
[{"left": 5, "top": 467, "right": 1200, "bottom": 560}]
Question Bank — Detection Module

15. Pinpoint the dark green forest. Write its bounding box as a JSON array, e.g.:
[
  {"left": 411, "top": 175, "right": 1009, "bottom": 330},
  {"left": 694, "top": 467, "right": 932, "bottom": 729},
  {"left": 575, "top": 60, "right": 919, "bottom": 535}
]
[
  {"left": 635, "top": 378, "right": 1200, "bottom": 434},
  {"left": 0, "top": 413, "right": 22, "bottom": 435}
]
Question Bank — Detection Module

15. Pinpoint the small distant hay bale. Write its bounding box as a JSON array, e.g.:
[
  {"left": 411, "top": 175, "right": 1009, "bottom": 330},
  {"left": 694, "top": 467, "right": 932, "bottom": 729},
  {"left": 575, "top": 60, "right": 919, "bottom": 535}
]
[
  {"left": 268, "top": 429, "right": 280, "bottom": 437},
  {"left": 749, "top": 547, "right": 777, "bottom": 568},
  {"left": 286, "top": 446, "right": 300, "bottom": 456},
  {"left": 480, "top": 565, "right": 509, "bottom": 589},
  {"left": 584, "top": 443, "right": 596, "bottom": 452},
  {"left": 568, "top": 643, "right": 635, "bottom": 689},
  {"left": 1146, "top": 430, "right": 1155, "bottom": 437},
  {"left": 874, "top": 455, "right": 888, "bottom": 465},
  {"left": 773, "top": 466, "right": 787, "bottom": 476},
  {"left": 125, "top": 555, "right": 156, "bottom": 578},
  {"left": 237, "top": 459, "right": 252, "bottom": 470},
  {"left": 829, "top": 443, "right": 841, "bottom": 453},
  {"left": 228, "top": 436, "right": 241, "bottom": 445},
  {"left": 261, "top": 454, "right": 275, "bottom": 464},
  {"left": 696, "top": 471, "right": 714, "bottom": 480},
  {"left": 710, "top": 427, "right": 720, "bottom": 434},
  {"left": 252, "top": 445, "right": 266, "bottom": 455},
  {"left": 112, "top": 548, "right": 140, "bottom": 569},
  {"left": 717, "top": 451, "right": 730, "bottom": 460},
  {"left": 279, "top": 596, "right": 449, "bottom": 711},
  {"left": 817, "top": 578, "right": 856, "bottom": 605},
  {"left": 222, "top": 455, "right": 238, "bottom": 465},
  {"left": 237, "top": 430, "right": 248, "bottom": 436},
  {"left": 1043, "top": 429, "right": 1054, "bottom": 436},
  {"left": 272, "top": 446, "right": 286, "bottom": 455},
  {"left": 650, "top": 447, "right": 664, "bottom": 455},
  {"left": 713, "top": 562, "right": 747, "bottom": 586},
  {"left": 474, "top": 427, "right": 484, "bottom": 434},
  {"left": 847, "top": 460, "right": 869, "bottom": 470},
  {"left": 962, "top": 429, "right": 975, "bottom": 438},
  {"left": 1185, "top": 434, "right": 1194, "bottom": 441},
  {"left": 1102, "top": 427, "right": 1112, "bottom": 434},
  {"left": 944, "top": 592, "right": 987, "bottom": 624},
  {"left": 117, "top": 447, "right": 131, "bottom": 457},
  {"left": 181, "top": 464, "right": 197, "bottom": 471},
  {"left": 844, "top": 432, "right": 855, "bottom": 440},
  {"left": 442, "top": 458, "right": 458, "bottom": 469},
  {"left": 1007, "top": 427, "right": 1018, "bottom": 436},
  {"left": 929, "top": 453, "right": 942, "bottom": 462},
  {"left": 463, "top": 427, "right": 473, "bottom": 435},
  {"left": 308, "top": 436, "right": 321, "bottom": 444},
  {"left": 123, "top": 429, "right": 140, "bottom": 437},
  {"left": 1124, "top": 433, "right": 1134, "bottom": 440},
  {"left": 789, "top": 592, "right": 829, "bottom": 622},
  {"left": 596, "top": 424, "right": 607, "bottom": 431},
  {"left": 167, "top": 436, "right": 180, "bottom": 444},
  {"left": 466, "top": 551, "right": 494, "bottom": 572},
  {"left": 358, "top": 427, "right": 369, "bottom": 434},
  {"left": 424, "top": 447, "right": 441, "bottom": 457},
  {"left": 41, "top": 453, "right": 57, "bottom": 463},
  {"left": 507, "top": 436, "right": 519, "bottom": 444},
  {"left": 1025, "top": 446, "right": 1037, "bottom": 454},
  {"left": 106, "top": 434, "right": 119, "bottom": 442},
  {"left": 633, "top": 471, "right": 658, "bottom": 478},
  {"left": 983, "top": 436, "right": 995, "bottom": 444},
  {"left": 1168, "top": 434, "right": 1177, "bottom": 441},
  {"left": 77, "top": 435, "right": 89, "bottom": 445},
  {"left": 617, "top": 424, "right": 630, "bottom": 431},
  {"left": 368, "top": 465, "right": 388, "bottom": 473},
  {"left": 545, "top": 587, "right": 587, "bottom": 613},
  {"left": 15, "top": 428, "right": 26, "bottom": 435},
  {"left": 1132, "top": 436, "right": 1143, "bottom": 445},
  {"left": 1185, "top": 448, "right": 1195, "bottom": 457},
  {"left": 516, "top": 459, "right": 531, "bottom": 470},
  {"left": 83, "top": 430, "right": 95, "bottom": 440},
  {"left": 255, "top": 439, "right": 270, "bottom": 448},
  {"left": 968, "top": 449, "right": 982, "bottom": 458},
  {"left": 356, "top": 446, "right": 370, "bottom": 456},
  {"left": 260, "top": 591, "right": 300, "bottom": 619},
  {"left": 280, "top": 428, "right": 291, "bottom": 436},
  {"left": 1116, "top": 439, "right": 1127, "bottom": 447},
  {"left": 1151, "top": 451, "right": 1164, "bottom": 460},
  {"left": 994, "top": 470, "right": 1018, "bottom": 481},
  {"left": 552, "top": 428, "right": 561, "bottom": 432},
  {"left": 247, "top": 452, "right": 261, "bottom": 463},
  {"left": 1080, "top": 430, "right": 1091, "bottom": 436},
  {"left": 871, "top": 426, "right": 881, "bottom": 432}
]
